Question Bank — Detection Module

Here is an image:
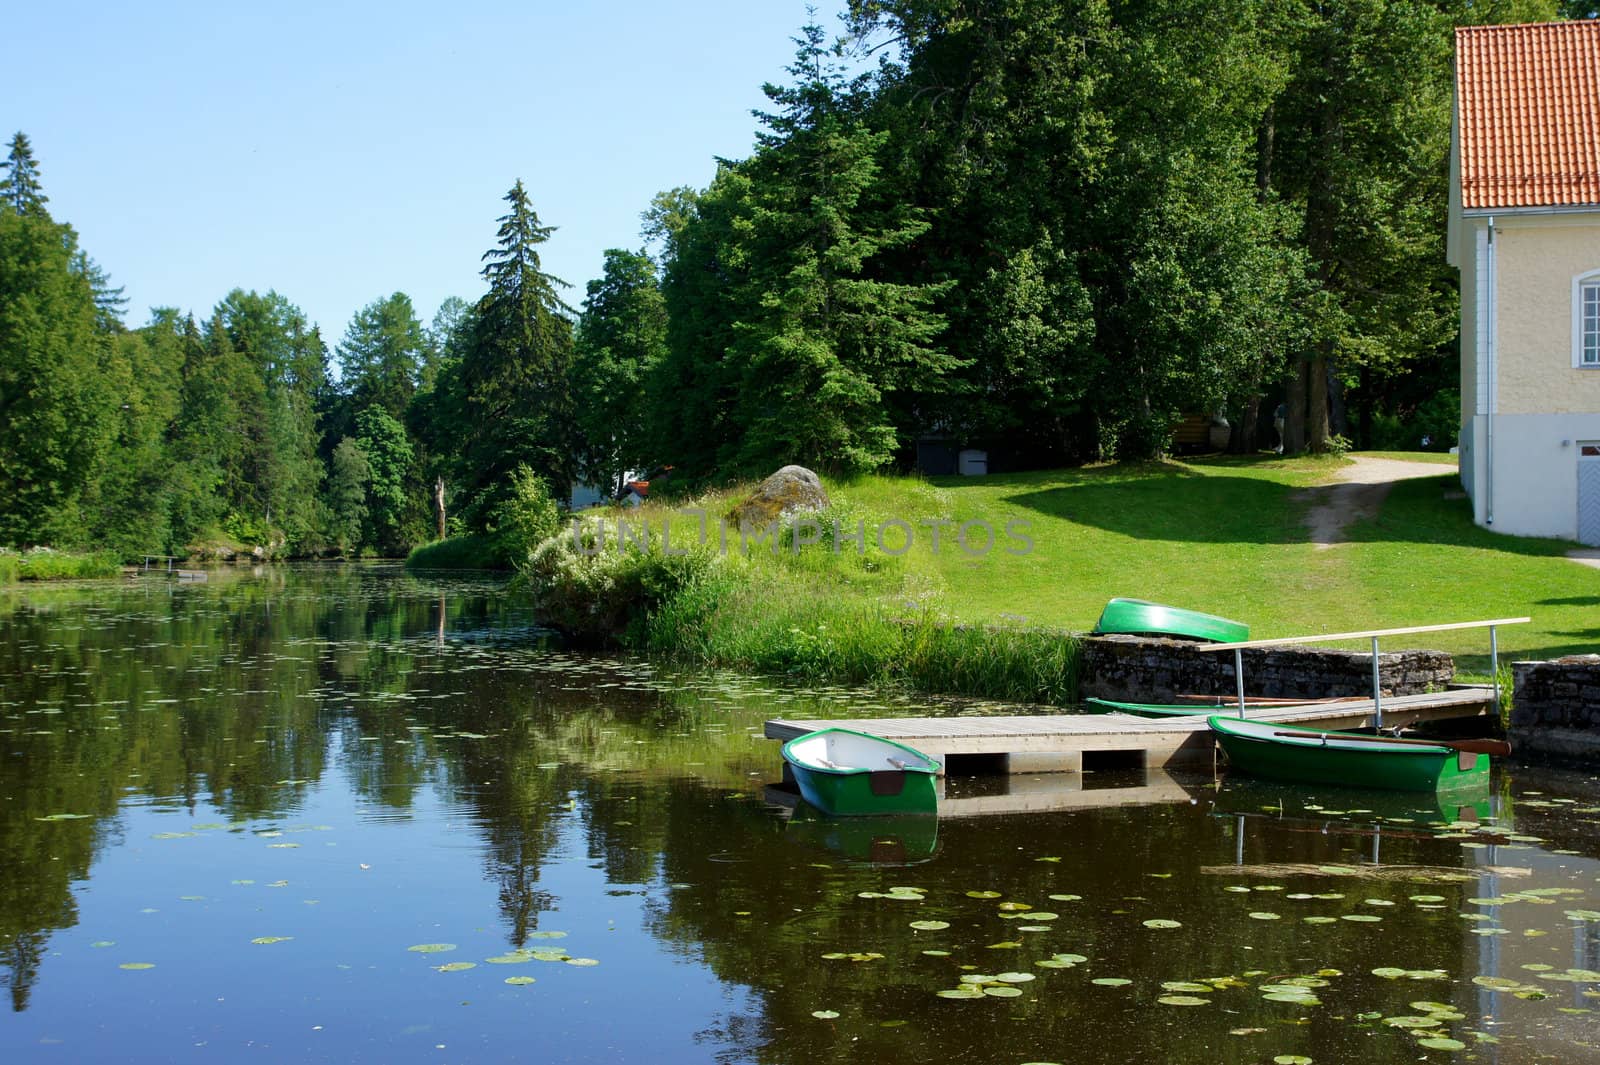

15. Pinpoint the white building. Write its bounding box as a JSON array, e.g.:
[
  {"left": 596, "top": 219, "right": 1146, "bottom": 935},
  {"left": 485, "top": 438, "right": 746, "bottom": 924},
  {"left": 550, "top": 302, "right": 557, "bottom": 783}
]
[{"left": 1449, "top": 21, "right": 1600, "bottom": 543}]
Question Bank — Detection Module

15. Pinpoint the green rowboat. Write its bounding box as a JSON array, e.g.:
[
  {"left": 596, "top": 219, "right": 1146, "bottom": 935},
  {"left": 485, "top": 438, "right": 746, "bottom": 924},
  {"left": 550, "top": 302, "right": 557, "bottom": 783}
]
[
  {"left": 1092, "top": 598, "right": 1250, "bottom": 644},
  {"left": 1208, "top": 715, "right": 1492, "bottom": 793},
  {"left": 1086, "top": 696, "right": 1362, "bottom": 718},
  {"left": 780, "top": 727, "right": 941, "bottom": 816},
  {"left": 1085, "top": 697, "right": 1213, "bottom": 717}
]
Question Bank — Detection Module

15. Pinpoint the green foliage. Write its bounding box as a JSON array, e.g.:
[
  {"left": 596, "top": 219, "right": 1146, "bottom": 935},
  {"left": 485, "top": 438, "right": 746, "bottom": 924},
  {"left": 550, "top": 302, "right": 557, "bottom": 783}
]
[
  {"left": 338, "top": 293, "right": 427, "bottom": 419},
  {"left": 483, "top": 465, "right": 560, "bottom": 568},
  {"left": 353, "top": 406, "right": 417, "bottom": 554},
  {"left": 456, "top": 182, "right": 577, "bottom": 521},
  {"left": 0, "top": 548, "right": 121, "bottom": 581},
  {"left": 572, "top": 249, "right": 667, "bottom": 495},
  {"left": 404, "top": 532, "right": 503, "bottom": 570},
  {"left": 0, "top": 201, "right": 114, "bottom": 545},
  {"left": 328, "top": 438, "right": 370, "bottom": 555},
  {"left": 0, "top": 132, "right": 49, "bottom": 216},
  {"left": 519, "top": 525, "right": 721, "bottom": 643}
]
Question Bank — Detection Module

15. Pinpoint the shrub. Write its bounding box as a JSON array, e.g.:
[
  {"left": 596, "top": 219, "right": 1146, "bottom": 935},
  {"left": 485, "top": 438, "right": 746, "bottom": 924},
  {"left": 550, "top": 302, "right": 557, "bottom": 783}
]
[
  {"left": 405, "top": 532, "right": 503, "bottom": 570},
  {"left": 483, "top": 466, "right": 560, "bottom": 568},
  {"left": 519, "top": 527, "right": 720, "bottom": 643}
]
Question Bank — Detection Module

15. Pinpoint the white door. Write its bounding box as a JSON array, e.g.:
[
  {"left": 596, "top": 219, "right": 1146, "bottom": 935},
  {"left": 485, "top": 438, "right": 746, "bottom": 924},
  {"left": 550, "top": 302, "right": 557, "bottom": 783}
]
[{"left": 1580, "top": 444, "right": 1600, "bottom": 546}]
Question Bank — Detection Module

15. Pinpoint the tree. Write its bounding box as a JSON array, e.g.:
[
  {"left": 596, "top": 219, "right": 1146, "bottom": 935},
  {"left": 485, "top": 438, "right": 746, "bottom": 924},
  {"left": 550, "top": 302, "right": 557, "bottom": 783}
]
[
  {"left": 0, "top": 205, "right": 113, "bottom": 545},
  {"left": 328, "top": 438, "right": 370, "bottom": 555},
  {"left": 337, "top": 292, "right": 427, "bottom": 419},
  {"left": 722, "top": 22, "right": 956, "bottom": 473},
  {"left": 456, "top": 181, "right": 576, "bottom": 521},
  {"left": 572, "top": 249, "right": 667, "bottom": 496},
  {"left": 353, "top": 405, "right": 416, "bottom": 554},
  {"left": 0, "top": 133, "right": 48, "bottom": 217}
]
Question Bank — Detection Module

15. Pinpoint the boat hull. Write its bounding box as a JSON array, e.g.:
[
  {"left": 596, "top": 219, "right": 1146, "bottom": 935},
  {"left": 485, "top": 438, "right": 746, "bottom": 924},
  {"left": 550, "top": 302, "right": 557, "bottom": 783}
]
[
  {"left": 1092, "top": 598, "right": 1249, "bottom": 644},
  {"left": 781, "top": 728, "right": 940, "bottom": 817},
  {"left": 1208, "top": 715, "right": 1490, "bottom": 793},
  {"left": 1086, "top": 697, "right": 1212, "bottom": 717}
]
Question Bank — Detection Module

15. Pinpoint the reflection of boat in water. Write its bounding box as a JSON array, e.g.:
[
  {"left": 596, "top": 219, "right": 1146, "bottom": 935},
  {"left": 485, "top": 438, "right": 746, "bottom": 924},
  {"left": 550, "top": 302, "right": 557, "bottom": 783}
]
[
  {"left": 783, "top": 804, "right": 940, "bottom": 865},
  {"left": 1208, "top": 777, "right": 1493, "bottom": 827}
]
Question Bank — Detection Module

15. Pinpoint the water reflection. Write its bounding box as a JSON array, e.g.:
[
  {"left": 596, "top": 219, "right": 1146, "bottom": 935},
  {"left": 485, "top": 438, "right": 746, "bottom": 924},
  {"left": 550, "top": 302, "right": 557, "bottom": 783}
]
[{"left": 4, "top": 568, "right": 1600, "bottom": 1062}]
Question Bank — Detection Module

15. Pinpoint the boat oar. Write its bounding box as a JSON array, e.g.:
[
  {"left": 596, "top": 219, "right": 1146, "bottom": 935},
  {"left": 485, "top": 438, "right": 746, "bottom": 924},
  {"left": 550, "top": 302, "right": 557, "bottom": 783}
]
[{"left": 1273, "top": 731, "right": 1510, "bottom": 757}]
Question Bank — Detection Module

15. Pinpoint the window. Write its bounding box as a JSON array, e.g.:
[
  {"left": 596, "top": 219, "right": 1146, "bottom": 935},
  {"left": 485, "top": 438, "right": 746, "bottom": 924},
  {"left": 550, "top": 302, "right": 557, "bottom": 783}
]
[
  {"left": 1577, "top": 270, "right": 1600, "bottom": 368},
  {"left": 1586, "top": 281, "right": 1600, "bottom": 367}
]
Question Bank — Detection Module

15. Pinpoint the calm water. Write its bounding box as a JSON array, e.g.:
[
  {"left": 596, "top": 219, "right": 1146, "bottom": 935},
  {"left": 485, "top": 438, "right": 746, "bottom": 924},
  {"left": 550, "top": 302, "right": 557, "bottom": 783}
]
[{"left": 4, "top": 566, "right": 1600, "bottom": 1064}]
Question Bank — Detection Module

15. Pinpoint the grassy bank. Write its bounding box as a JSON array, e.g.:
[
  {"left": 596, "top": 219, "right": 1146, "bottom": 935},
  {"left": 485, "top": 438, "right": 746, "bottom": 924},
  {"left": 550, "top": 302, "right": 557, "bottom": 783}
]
[
  {"left": 405, "top": 533, "right": 510, "bottom": 571},
  {"left": 519, "top": 452, "right": 1600, "bottom": 699},
  {"left": 0, "top": 548, "right": 123, "bottom": 583}
]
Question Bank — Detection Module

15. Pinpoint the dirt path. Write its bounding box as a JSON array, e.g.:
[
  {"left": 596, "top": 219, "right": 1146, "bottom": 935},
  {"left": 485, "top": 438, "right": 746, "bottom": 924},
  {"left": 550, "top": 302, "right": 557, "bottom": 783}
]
[{"left": 1298, "top": 456, "right": 1456, "bottom": 549}]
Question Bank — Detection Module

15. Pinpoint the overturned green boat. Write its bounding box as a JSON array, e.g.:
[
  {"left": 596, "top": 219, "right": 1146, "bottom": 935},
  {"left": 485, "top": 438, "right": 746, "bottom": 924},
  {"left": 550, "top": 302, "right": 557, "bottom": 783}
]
[
  {"left": 1092, "top": 598, "right": 1249, "bottom": 644},
  {"left": 781, "top": 727, "right": 941, "bottom": 816},
  {"left": 1208, "top": 715, "right": 1495, "bottom": 793}
]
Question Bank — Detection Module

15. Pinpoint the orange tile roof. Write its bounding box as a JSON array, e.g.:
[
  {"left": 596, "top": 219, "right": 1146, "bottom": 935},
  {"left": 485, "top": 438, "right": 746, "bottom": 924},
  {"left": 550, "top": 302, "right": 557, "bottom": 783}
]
[{"left": 1456, "top": 21, "right": 1600, "bottom": 209}]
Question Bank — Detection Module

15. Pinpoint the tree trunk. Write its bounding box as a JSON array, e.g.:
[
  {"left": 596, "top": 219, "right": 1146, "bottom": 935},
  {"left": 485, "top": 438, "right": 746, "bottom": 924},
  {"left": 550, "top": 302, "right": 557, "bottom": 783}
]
[
  {"left": 1307, "top": 349, "right": 1331, "bottom": 453},
  {"left": 1356, "top": 365, "right": 1374, "bottom": 449},
  {"left": 1230, "top": 395, "right": 1261, "bottom": 453},
  {"left": 1327, "top": 358, "right": 1348, "bottom": 441},
  {"left": 434, "top": 477, "right": 447, "bottom": 540},
  {"left": 1284, "top": 360, "right": 1308, "bottom": 454}
]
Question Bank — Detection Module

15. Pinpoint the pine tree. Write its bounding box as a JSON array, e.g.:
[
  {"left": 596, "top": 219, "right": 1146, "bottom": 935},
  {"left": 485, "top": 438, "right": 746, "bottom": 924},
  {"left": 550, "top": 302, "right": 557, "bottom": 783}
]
[
  {"left": 456, "top": 181, "right": 576, "bottom": 520},
  {"left": 573, "top": 249, "right": 667, "bottom": 495},
  {"left": 725, "top": 23, "right": 956, "bottom": 474},
  {"left": 0, "top": 133, "right": 49, "bottom": 217}
]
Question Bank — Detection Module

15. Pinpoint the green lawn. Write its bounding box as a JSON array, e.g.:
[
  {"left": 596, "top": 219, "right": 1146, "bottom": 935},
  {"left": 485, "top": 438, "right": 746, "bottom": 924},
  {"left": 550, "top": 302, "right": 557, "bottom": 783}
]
[{"left": 913, "top": 453, "right": 1596, "bottom": 674}]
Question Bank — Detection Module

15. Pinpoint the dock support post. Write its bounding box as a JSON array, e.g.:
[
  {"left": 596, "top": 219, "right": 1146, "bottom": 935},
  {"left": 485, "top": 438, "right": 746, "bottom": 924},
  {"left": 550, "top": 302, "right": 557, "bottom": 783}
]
[
  {"left": 1490, "top": 625, "right": 1500, "bottom": 712},
  {"left": 1233, "top": 648, "right": 1246, "bottom": 718},
  {"left": 1370, "top": 636, "right": 1383, "bottom": 731}
]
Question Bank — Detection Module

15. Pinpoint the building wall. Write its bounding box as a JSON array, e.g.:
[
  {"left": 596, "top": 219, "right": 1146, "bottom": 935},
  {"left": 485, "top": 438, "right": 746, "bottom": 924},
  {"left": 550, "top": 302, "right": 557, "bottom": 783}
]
[
  {"left": 1494, "top": 213, "right": 1600, "bottom": 415},
  {"left": 1481, "top": 412, "right": 1600, "bottom": 539}
]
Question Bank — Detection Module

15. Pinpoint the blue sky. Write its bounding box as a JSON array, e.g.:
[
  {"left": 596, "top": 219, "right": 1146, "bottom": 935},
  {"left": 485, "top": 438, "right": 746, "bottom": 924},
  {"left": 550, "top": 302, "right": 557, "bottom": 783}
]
[{"left": 8, "top": 1, "right": 843, "bottom": 350}]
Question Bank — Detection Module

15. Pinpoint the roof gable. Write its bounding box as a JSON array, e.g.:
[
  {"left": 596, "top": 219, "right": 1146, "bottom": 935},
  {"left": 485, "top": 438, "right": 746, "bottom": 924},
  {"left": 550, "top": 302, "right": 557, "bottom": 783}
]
[{"left": 1456, "top": 21, "right": 1600, "bottom": 209}]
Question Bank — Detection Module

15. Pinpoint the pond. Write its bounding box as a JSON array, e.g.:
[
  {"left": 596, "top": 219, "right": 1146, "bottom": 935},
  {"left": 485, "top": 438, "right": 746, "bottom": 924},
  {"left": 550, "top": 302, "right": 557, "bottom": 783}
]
[{"left": 3, "top": 565, "right": 1600, "bottom": 1064}]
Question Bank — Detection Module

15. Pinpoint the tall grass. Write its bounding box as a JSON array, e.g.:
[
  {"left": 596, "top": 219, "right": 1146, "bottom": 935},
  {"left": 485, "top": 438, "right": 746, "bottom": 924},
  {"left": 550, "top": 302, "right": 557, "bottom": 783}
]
[
  {"left": 0, "top": 549, "right": 122, "bottom": 582},
  {"left": 404, "top": 533, "right": 507, "bottom": 571}
]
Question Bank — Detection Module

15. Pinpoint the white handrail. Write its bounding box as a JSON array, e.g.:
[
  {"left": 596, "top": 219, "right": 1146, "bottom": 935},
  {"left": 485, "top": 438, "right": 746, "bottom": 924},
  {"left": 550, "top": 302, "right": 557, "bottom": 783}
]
[
  {"left": 1193, "top": 617, "right": 1528, "bottom": 727},
  {"left": 1194, "top": 617, "right": 1530, "bottom": 652}
]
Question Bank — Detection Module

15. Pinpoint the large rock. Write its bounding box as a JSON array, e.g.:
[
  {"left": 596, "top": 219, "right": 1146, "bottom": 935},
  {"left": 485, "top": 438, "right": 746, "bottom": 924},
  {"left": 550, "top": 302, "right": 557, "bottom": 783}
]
[{"left": 726, "top": 465, "right": 830, "bottom": 529}]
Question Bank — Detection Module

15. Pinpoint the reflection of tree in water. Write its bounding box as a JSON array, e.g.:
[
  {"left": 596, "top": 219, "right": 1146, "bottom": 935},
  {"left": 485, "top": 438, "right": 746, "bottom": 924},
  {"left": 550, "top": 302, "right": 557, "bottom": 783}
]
[{"left": 0, "top": 570, "right": 516, "bottom": 1008}]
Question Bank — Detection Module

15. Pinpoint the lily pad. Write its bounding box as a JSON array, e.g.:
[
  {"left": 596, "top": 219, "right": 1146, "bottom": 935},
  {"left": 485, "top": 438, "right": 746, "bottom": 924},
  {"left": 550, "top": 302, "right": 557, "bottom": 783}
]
[
  {"left": 966, "top": 890, "right": 1002, "bottom": 899},
  {"left": 937, "top": 988, "right": 984, "bottom": 999},
  {"left": 250, "top": 936, "right": 293, "bottom": 945},
  {"left": 118, "top": 962, "right": 155, "bottom": 970},
  {"left": 1157, "top": 995, "right": 1210, "bottom": 1006},
  {"left": 1383, "top": 1016, "right": 1442, "bottom": 1029},
  {"left": 1162, "top": 981, "right": 1213, "bottom": 992},
  {"left": 1416, "top": 1038, "right": 1466, "bottom": 1051},
  {"left": 565, "top": 957, "right": 600, "bottom": 966},
  {"left": 504, "top": 976, "right": 536, "bottom": 985},
  {"left": 909, "top": 921, "right": 950, "bottom": 931},
  {"left": 434, "top": 961, "right": 476, "bottom": 972},
  {"left": 984, "top": 986, "right": 1024, "bottom": 998},
  {"left": 1248, "top": 912, "right": 1281, "bottom": 921},
  {"left": 812, "top": 1010, "right": 840, "bottom": 1019},
  {"left": 1142, "top": 919, "right": 1181, "bottom": 929},
  {"left": 407, "top": 943, "right": 457, "bottom": 954}
]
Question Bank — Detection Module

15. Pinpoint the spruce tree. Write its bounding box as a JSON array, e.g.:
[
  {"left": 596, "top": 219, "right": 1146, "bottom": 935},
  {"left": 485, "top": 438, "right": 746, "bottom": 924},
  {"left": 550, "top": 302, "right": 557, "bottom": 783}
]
[
  {"left": 0, "top": 133, "right": 49, "bottom": 217},
  {"left": 457, "top": 181, "right": 575, "bottom": 519},
  {"left": 722, "top": 23, "right": 956, "bottom": 474}
]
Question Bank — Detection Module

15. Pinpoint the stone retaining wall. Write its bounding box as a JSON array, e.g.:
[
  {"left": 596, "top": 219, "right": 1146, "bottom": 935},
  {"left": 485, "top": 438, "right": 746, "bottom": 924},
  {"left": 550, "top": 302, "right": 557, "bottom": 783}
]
[
  {"left": 1511, "top": 656, "right": 1600, "bottom": 761},
  {"left": 1080, "top": 634, "right": 1455, "bottom": 702}
]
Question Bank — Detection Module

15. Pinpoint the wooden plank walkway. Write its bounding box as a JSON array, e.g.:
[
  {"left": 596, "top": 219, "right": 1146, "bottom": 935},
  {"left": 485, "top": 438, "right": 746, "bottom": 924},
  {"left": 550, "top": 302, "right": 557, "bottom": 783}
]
[{"left": 764, "top": 687, "right": 1497, "bottom": 773}]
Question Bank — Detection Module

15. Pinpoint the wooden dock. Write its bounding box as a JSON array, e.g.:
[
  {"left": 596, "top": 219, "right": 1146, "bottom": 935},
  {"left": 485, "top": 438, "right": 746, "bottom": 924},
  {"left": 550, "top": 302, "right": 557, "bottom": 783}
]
[{"left": 763, "top": 687, "right": 1498, "bottom": 774}]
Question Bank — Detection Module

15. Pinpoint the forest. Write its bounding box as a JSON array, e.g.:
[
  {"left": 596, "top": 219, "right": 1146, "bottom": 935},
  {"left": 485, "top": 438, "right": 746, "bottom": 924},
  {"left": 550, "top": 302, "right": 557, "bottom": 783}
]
[{"left": 1, "top": 0, "right": 1591, "bottom": 561}]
